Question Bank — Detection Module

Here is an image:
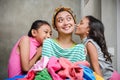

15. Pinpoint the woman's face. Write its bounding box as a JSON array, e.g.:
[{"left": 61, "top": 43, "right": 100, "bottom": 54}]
[
  {"left": 75, "top": 17, "right": 90, "bottom": 37},
  {"left": 55, "top": 11, "right": 75, "bottom": 34}
]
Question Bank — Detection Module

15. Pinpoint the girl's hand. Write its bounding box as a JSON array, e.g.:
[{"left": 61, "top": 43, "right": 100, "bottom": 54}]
[{"left": 36, "top": 46, "right": 42, "bottom": 57}]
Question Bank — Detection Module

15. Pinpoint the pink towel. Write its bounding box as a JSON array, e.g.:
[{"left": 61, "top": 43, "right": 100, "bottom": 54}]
[
  {"left": 58, "top": 57, "right": 89, "bottom": 80},
  {"left": 29, "top": 56, "right": 49, "bottom": 72},
  {"left": 47, "top": 56, "right": 90, "bottom": 80},
  {"left": 47, "top": 56, "right": 62, "bottom": 80},
  {"left": 110, "top": 71, "right": 120, "bottom": 80}
]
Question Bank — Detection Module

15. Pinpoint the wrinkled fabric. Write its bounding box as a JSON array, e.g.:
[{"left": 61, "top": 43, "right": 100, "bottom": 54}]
[
  {"left": 79, "top": 65, "right": 95, "bottom": 80},
  {"left": 29, "top": 56, "right": 49, "bottom": 72},
  {"left": 17, "top": 70, "right": 35, "bottom": 80},
  {"left": 5, "top": 75, "right": 25, "bottom": 80},
  {"left": 58, "top": 57, "right": 84, "bottom": 80},
  {"left": 47, "top": 56, "right": 62, "bottom": 80},
  {"left": 47, "top": 56, "right": 91, "bottom": 80},
  {"left": 34, "top": 68, "right": 52, "bottom": 80},
  {"left": 109, "top": 71, "right": 120, "bottom": 80},
  {"left": 93, "top": 72, "right": 104, "bottom": 80}
]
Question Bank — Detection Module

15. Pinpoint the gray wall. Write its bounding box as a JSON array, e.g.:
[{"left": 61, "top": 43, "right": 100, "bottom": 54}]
[
  {"left": 81, "top": 0, "right": 101, "bottom": 19},
  {"left": 0, "top": 0, "right": 81, "bottom": 79},
  {"left": 101, "top": 0, "right": 117, "bottom": 70},
  {"left": 117, "top": 0, "right": 120, "bottom": 72}
]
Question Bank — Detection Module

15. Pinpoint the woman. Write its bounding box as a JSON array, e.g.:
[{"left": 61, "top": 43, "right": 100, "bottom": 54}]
[{"left": 42, "top": 7, "right": 86, "bottom": 62}]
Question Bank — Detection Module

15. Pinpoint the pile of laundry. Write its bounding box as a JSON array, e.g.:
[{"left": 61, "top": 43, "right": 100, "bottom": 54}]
[{"left": 8, "top": 56, "right": 104, "bottom": 80}]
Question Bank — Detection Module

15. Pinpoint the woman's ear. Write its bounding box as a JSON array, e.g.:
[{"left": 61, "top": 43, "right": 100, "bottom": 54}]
[{"left": 31, "top": 29, "right": 37, "bottom": 37}]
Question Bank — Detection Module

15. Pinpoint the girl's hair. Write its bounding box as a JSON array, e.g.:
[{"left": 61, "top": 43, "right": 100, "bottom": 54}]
[
  {"left": 86, "top": 15, "right": 112, "bottom": 63},
  {"left": 28, "top": 20, "right": 51, "bottom": 37},
  {"left": 52, "top": 6, "right": 76, "bottom": 30}
]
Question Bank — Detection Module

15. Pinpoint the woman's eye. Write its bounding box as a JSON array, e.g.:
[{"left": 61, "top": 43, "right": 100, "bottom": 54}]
[
  {"left": 67, "top": 17, "right": 71, "bottom": 21},
  {"left": 57, "top": 18, "right": 64, "bottom": 23}
]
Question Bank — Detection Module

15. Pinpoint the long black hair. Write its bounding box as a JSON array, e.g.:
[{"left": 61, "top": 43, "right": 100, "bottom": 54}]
[
  {"left": 86, "top": 15, "right": 112, "bottom": 63},
  {"left": 28, "top": 20, "right": 51, "bottom": 37}
]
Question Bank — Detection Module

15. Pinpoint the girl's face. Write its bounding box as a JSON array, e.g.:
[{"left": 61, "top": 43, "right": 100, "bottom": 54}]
[
  {"left": 75, "top": 17, "right": 90, "bottom": 37},
  {"left": 55, "top": 11, "right": 75, "bottom": 34},
  {"left": 33, "top": 24, "right": 52, "bottom": 43}
]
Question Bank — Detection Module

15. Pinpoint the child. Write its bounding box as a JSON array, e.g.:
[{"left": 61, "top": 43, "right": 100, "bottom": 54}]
[
  {"left": 75, "top": 15, "right": 120, "bottom": 80},
  {"left": 42, "top": 7, "right": 86, "bottom": 62},
  {"left": 8, "top": 20, "right": 52, "bottom": 78}
]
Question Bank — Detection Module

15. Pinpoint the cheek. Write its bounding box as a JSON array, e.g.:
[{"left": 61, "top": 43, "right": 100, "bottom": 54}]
[
  {"left": 56, "top": 23, "right": 62, "bottom": 29},
  {"left": 39, "top": 36, "right": 44, "bottom": 42},
  {"left": 70, "top": 21, "right": 75, "bottom": 26},
  {"left": 75, "top": 27, "right": 81, "bottom": 33},
  {"left": 76, "top": 27, "right": 86, "bottom": 34}
]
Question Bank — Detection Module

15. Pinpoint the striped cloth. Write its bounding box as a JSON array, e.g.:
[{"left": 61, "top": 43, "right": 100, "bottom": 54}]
[{"left": 42, "top": 38, "right": 86, "bottom": 62}]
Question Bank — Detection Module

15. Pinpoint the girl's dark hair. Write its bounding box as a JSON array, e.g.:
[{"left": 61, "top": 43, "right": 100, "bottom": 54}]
[
  {"left": 28, "top": 20, "right": 51, "bottom": 37},
  {"left": 86, "top": 15, "right": 112, "bottom": 63}
]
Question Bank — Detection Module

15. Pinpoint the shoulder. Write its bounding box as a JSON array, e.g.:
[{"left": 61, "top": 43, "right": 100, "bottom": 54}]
[
  {"left": 43, "top": 38, "right": 55, "bottom": 45},
  {"left": 20, "top": 36, "right": 30, "bottom": 41},
  {"left": 86, "top": 39, "right": 96, "bottom": 48},
  {"left": 86, "top": 41, "right": 95, "bottom": 48},
  {"left": 75, "top": 43, "right": 85, "bottom": 48},
  {"left": 85, "top": 39, "right": 95, "bottom": 46},
  {"left": 85, "top": 39, "right": 94, "bottom": 43},
  {"left": 73, "top": 44, "right": 85, "bottom": 52},
  {"left": 86, "top": 41, "right": 98, "bottom": 55},
  {"left": 19, "top": 36, "right": 30, "bottom": 45},
  {"left": 43, "top": 38, "right": 53, "bottom": 43},
  {"left": 85, "top": 39, "right": 100, "bottom": 49}
]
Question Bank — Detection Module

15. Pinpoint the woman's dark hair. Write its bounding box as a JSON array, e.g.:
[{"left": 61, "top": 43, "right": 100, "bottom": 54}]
[
  {"left": 28, "top": 20, "right": 51, "bottom": 37},
  {"left": 86, "top": 15, "right": 112, "bottom": 63}
]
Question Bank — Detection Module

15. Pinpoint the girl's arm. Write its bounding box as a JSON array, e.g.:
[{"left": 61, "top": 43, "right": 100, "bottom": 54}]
[
  {"left": 19, "top": 36, "right": 42, "bottom": 72},
  {"left": 86, "top": 41, "right": 102, "bottom": 77}
]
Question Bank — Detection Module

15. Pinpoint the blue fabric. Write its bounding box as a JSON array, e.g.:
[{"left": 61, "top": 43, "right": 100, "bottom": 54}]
[
  {"left": 5, "top": 75, "right": 25, "bottom": 80},
  {"left": 79, "top": 65, "right": 96, "bottom": 80},
  {"left": 65, "top": 65, "right": 96, "bottom": 80}
]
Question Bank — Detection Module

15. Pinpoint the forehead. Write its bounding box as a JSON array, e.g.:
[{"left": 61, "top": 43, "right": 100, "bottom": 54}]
[
  {"left": 82, "top": 17, "right": 89, "bottom": 23},
  {"left": 56, "top": 11, "right": 72, "bottom": 18},
  {"left": 38, "top": 24, "right": 51, "bottom": 30}
]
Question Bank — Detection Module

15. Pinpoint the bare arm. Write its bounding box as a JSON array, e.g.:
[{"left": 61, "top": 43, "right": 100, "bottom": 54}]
[
  {"left": 86, "top": 41, "right": 102, "bottom": 77},
  {"left": 19, "top": 36, "right": 42, "bottom": 72}
]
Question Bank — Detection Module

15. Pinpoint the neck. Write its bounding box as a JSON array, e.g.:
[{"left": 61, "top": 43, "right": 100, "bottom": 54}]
[
  {"left": 79, "top": 35, "right": 87, "bottom": 41},
  {"left": 57, "top": 34, "right": 73, "bottom": 43},
  {"left": 56, "top": 34, "right": 75, "bottom": 49}
]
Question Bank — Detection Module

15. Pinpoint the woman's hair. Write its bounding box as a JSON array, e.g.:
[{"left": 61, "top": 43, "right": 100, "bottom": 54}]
[
  {"left": 52, "top": 6, "right": 76, "bottom": 30},
  {"left": 86, "top": 15, "right": 112, "bottom": 63},
  {"left": 28, "top": 20, "right": 51, "bottom": 37}
]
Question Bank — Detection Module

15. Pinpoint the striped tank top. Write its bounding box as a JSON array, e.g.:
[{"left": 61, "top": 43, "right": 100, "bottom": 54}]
[{"left": 42, "top": 38, "right": 86, "bottom": 62}]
